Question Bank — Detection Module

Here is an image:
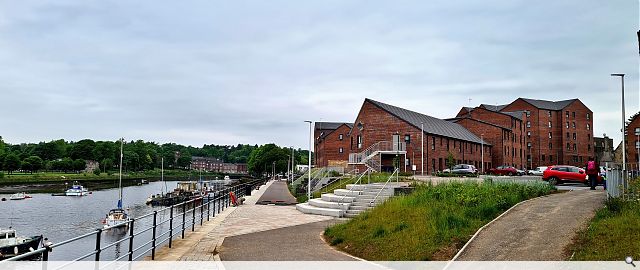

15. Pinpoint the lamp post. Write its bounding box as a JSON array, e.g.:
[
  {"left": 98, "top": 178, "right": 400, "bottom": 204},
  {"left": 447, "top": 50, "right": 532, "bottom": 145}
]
[
  {"left": 421, "top": 122, "right": 424, "bottom": 176},
  {"left": 481, "top": 134, "right": 485, "bottom": 174},
  {"left": 304, "top": 120, "right": 313, "bottom": 200},
  {"left": 611, "top": 73, "right": 625, "bottom": 175},
  {"left": 291, "top": 146, "right": 295, "bottom": 182}
]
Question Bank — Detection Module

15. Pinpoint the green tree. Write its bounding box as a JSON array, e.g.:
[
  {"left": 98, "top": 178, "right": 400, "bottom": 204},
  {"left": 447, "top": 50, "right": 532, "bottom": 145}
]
[
  {"left": 59, "top": 157, "right": 73, "bottom": 173},
  {"left": 73, "top": 159, "right": 86, "bottom": 172},
  {"left": 70, "top": 139, "right": 96, "bottom": 160},
  {"left": 101, "top": 158, "right": 114, "bottom": 172},
  {"left": 4, "top": 153, "right": 21, "bottom": 174},
  {"left": 446, "top": 152, "right": 455, "bottom": 170},
  {"left": 22, "top": 156, "right": 43, "bottom": 173},
  {"left": 247, "top": 144, "right": 289, "bottom": 176}
]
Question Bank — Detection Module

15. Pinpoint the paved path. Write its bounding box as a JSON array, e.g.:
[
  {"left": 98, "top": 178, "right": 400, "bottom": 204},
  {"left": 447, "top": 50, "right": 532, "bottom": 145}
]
[
  {"left": 256, "top": 180, "right": 298, "bottom": 205},
  {"left": 219, "top": 220, "right": 356, "bottom": 261},
  {"left": 153, "top": 180, "right": 332, "bottom": 261},
  {"left": 456, "top": 190, "right": 606, "bottom": 261}
]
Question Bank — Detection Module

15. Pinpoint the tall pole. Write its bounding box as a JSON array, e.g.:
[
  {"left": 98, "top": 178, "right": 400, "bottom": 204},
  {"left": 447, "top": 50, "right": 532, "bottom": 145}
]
[
  {"left": 612, "top": 73, "right": 625, "bottom": 174},
  {"left": 291, "top": 147, "right": 295, "bottom": 182},
  {"left": 305, "top": 120, "right": 313, "bottom": 200},
  {"left": 481, "top": 134, "right": 485, "bottom": 174},
  {"left": 421, "top": 122, "right": 424, "bottom": 176},
  {"left": 287, "top": 155, "right": 290, "bottom": 182},
  {"left": 119, "top": 138, "right": 123, "bottom": 209}
]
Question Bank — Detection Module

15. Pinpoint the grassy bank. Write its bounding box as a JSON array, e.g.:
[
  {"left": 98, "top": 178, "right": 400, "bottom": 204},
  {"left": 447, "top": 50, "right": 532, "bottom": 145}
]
[
  {"left": 324, "top": 181, "right": 555, "bottom": 260},
  {"left": 292, "top": 172, "right": 411, "bottom": 203},
  {"left": 568, "top": 197, "right": 640, "bottom": 260},
  {"left": 0, "top": 169, "right": 229, "bottom": 185}
]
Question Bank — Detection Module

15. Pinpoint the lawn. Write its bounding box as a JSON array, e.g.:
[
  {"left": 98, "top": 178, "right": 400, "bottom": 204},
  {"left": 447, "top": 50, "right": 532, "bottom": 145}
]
[
  {"left": 568, "top": 197, "right": 640, "bottom": 260},
  {"left": 323, "top": 181, "right": 555, "bottom": 261},
  {"left": 0, "top": 169, "right": 225, "bottom": 184}
]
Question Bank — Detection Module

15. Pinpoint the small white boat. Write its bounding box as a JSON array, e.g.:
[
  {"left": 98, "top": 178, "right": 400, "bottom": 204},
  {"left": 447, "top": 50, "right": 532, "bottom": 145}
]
[
  {"left": 224, "top": 175, "right": 230, "bottom": 180},
  {"left": 9, "top": 193, "right": 27, "bottom": 200},
  {"left": 103, "top": 138, "right": 131, "bottom": 230},
  {"left": 65, "top": 182, "right": 89, "bottom": 196}
]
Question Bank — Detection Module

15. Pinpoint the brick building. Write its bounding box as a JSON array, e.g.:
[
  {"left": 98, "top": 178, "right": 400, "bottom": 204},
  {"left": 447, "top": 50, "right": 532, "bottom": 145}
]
[
  {"left": 450, "top": 106, "right": 526, "bottom": 171},
  {"left": 624, "top": 112, "right": 640, "bottom": 169},
  {"left": 191, "top": 156, "right": 223, "bottom": 172},
  {"left": 347, "top": 99, "right": 490, "bottom": 173},
  {"left": 480, "top": 98, "right": 594, "bottom": 168},
  {"left": 314, "top": 122, "right": 353, "bottom": 168}
]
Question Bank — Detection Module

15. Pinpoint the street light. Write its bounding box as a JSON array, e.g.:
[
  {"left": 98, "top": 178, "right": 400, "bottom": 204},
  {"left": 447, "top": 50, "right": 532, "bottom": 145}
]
[
  {"left": 304, "top": 120, "right": 313, "bottom": 200},
  {"left": 481, "top": 134, "right": 485, "bottom": 174},
  {"left": 611, "top": 73, "right": 625, "bottom": 174},
  {"left": 421, "top": 122, "right": 424, "bottom": 176}
]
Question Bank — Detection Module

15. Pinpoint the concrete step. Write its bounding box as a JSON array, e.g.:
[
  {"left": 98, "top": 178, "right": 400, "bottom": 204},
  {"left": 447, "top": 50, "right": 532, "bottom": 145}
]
[
  {"left": 348, "top": 205, "right": 373, "bottom": 211},
  {"left": 321, "top": 193, "right": 355, "bottom": 203},
  {"left": 296, "top": 203, "right": 344, "bottom": 217},
  {"left": 354, "top": 195, "right": 390, "bottom": 201},
  {"left": 350, "top": 200, "right": 385, "bottom": 206},
  {"left": 334, "top": 189, "right": 361, "bottom": 197},
  {"left": 308, "top": 198, "right": 350, "bottom": 210},
  {"left": 360, "top": 190, "right": 394, "bottom": 196}
]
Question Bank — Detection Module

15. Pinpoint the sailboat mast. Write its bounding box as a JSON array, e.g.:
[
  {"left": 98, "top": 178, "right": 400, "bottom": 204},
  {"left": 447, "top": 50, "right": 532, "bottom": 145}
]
[
  {"left": 119, "top": 138, "right": 123, "bottom": 207},
  {"left": 161, "top": 155, "right": 165, "bottom": 194}
]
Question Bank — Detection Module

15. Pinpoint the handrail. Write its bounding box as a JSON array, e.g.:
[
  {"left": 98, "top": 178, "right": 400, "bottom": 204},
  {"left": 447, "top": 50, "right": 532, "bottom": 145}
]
[
  {"left": 337, "top": 168, "right": 371, "bottom": 205},
  {"left": 369, "top": 168, "right": 399, "bottom": 207}
]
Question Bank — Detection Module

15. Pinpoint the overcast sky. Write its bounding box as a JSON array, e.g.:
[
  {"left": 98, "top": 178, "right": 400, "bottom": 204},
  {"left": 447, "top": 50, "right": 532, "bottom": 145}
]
[{"left": 0, "top": 0, "right": 638, "bottom": 148}]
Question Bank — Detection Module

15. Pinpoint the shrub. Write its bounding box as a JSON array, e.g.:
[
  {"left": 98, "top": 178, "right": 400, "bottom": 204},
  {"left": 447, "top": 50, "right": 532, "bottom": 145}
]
[
  {"left": 0, "top": 172, "right": 4, "bottom": 179},
  {"left": 93, "top": 168, "right": 101, "bottom": 176}
]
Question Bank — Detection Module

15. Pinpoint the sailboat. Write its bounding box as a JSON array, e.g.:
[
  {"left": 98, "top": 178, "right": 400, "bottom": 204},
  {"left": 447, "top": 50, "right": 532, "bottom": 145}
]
[{"left": 103, "top": 138, "right": 131, "bottom": 229}]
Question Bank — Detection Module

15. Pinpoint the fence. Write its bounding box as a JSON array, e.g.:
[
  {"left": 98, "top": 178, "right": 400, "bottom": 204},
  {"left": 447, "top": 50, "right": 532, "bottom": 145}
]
[{"left": 2, "top": 178, "right": 267, "bottom": 265}]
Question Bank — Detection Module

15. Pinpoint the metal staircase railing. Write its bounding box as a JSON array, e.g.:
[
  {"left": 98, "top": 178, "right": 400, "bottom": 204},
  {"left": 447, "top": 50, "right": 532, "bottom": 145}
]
[
  {"left": 348, "top": 141, "right": 406, "bottom": 172},
  {"left": 337, "top": 168, "right": 371, "bottom": 205},
  {"left": 368, "top": 168, "right": 399, "bottom": 207}
]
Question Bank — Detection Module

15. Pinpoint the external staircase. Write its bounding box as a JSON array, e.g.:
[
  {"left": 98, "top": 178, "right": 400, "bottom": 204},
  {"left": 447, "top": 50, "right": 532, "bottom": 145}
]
[
  {"left": 348, "top": 141, "right": 406, "bottom": 172},
  {"left": 296, "top": 181, "right": 408, "bottom": 218}
]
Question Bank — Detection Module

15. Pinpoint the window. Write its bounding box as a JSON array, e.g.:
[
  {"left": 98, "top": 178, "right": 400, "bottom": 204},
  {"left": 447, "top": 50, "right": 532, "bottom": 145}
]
[
  {"left": 566, "top": 111, "right": 569, "bottom": 118},
  {"left": 339, "top": 147, "right": 343, "bottom": 153},
  {"left": 357, "top": 135, "right": 362, "bottom": 149},
  {"left": 572, "top": 112, "right": 576, "bottom": 118},
  {"left": 588, "top": 144, "right": 591, "bottom": 152},
  {"left": 432, "top": 137, "right": 435, "bottom": 150},
  {"left": 636, "top": 127, "right": 640, "bottom": 136},
  {"left": 550, "top": 155, "right": 553, "bottom": 162},
  {"left": 549, "top": 143, "right": 552, "bottom": 149},
  {"left": 527, "top": 142, "right": 532, "bottom": 147},
  {"left": 339, "top": 134, "right": 343, "bottom": 140},
  {"left": 573, "top": 133, "right": 576, "bottom": 140},
  {"left": 636, "top": 141, "right": 640, "bottom": 149},
  {"left": 573, "top": 144, "right": 577, "bottom": 151},
  {"left": 404, "top": 134, "right": 410, "bottom": 144},
  {"left": 566, "top": 143, "right": 570, "bottom": 150},
  {"left": 549, "top": 132, "right": 552, "bottom": 138},
  {"left": 548, "top": 111, "right": 552, "bottom": 117},
  {"left": 586, "top": 124, "right": 590, "bottom": 130},
  {"left": 526, "top": 111, "right": 531, "bottom": 117},
  {"left": 566, "top": 132, "right": 570, "bottom": 138},
  {"left": 566, "top": 122, "right": 569, "bottom": 128},
  {"left": 548, "top": 122, "right": 552, "bottom": 128},
  {"left": 527, "top": 131, "right": 531, "bottom": 137},
  {"left": 587, "top": 113, "right": 590, "bottom": 120},
  {"left": 527, "top": 121, "right": 531, "bottom": 128},
  {"left": 572, "top": 122, "right": 576, "bottom": 129},
  {"left": 542, "top": 155, "right": 545, "bottom": 161}
]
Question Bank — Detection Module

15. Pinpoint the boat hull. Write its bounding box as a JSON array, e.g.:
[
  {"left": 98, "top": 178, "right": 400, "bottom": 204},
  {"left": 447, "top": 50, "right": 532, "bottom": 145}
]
[{"left": 0, "top": 235, "right": 42, "bottom": 261}]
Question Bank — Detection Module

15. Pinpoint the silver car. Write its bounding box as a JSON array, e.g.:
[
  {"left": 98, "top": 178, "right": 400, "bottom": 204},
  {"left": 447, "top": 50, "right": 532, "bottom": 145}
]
[
  {"left": 451, "top": 164, "right": 478, "bottom": 175},
  {"left": 527, "top": 166, "right": 548, "bottom": 176}
]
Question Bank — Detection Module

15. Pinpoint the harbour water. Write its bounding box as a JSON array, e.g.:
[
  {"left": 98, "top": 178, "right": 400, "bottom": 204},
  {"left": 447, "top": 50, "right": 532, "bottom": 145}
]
[{"left": 0, "top": 180, "right": 226, "bottom": 261}]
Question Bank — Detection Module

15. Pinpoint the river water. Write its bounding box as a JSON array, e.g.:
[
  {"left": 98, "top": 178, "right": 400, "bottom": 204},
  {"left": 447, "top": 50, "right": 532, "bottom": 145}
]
[{"left": 0, "top": 180, "right": 228, "bottom": 261}]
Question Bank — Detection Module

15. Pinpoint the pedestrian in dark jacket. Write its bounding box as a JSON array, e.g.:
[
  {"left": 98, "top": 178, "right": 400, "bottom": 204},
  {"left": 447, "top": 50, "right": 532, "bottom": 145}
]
[{"left": 585, "top": 157, "right": 599, "bottom": 190}]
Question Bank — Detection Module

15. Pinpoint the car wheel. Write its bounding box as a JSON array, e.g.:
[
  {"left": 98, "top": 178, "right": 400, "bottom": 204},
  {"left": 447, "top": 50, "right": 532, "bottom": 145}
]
[
  {"left": 508, "top": 172, "right": 514, "bottom": 176},
  {"left": 548, "top": 177, "right": 559, "bottom": 186}
]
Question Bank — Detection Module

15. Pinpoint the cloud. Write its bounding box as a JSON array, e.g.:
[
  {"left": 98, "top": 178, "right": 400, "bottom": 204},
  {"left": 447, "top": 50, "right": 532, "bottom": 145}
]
[{"left": 0, "top": 0, "right": 637, "bottom": 147}]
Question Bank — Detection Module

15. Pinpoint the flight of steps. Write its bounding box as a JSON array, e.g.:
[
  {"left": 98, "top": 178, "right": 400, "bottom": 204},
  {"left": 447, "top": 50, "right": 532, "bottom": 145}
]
[{"left": 296, "top": 182, "right": 408, "bottom": 218}]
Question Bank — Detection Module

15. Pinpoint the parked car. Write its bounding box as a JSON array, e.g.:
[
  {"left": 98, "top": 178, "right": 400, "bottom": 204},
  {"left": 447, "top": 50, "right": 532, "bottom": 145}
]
[
  {"left": 451, "top": 164, "right": 478, "bottom": 175},
  {"left": 542, "top": 165, "right": 603, "bottom": 185},
  {"left": 487, "top": 166, "right": 521, "bottom": 176},
  {"left": 527, "top": 166, "right": 548, "bottom": 176}
]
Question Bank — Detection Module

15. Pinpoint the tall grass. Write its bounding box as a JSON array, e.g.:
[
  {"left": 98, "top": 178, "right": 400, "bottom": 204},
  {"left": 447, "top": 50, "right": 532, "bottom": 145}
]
[
  {"left": 569, "top": 197, "right": 640, "bottom": 260},
  {"left": 324, "top": 181, "right": 555, "bottom": 260}
]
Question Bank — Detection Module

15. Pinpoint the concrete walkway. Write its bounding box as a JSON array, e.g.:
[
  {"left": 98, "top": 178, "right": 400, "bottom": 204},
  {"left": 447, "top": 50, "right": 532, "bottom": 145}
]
[
  {"left": 153, "top": 180, "right": 332, "bottom": 261},
  {"left": 456, "top": 190, "right": 606, "bottom": 261},
  {"left": 219, "top": 220, "right": 356, "bottom": 261},
  {"left": 256, "top": 181, "right": 298, "bottom": 205}
]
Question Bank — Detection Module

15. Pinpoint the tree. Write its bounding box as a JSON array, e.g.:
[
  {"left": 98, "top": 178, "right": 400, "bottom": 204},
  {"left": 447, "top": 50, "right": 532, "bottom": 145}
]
[
  {"left": 101, "top": 158, "right": 114, "bottom": 172},
  {"left": 70, "top": 139, "right": 96, "bottom": 160},
  {"left": 4, "top": 153, "right": 21, "bottom": 174},
  {"left": 247, "top": 144, "right": 289, "bottom": 176},
  {"left": 446, "top": 152, "right": 455, "bottom": 170},
  {"left": 73, "top": 159, "right": 86, "bottom": 172},
  {"left": 22, "top": 156, "right": 43, "bottom": 173}
]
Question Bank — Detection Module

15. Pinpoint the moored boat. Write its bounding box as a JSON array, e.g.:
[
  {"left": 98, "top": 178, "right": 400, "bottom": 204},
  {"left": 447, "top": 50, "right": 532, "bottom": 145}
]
[
  {"left": 65, "top": 182, "right": 89, "bottom": 196},
  {"left": 103, "top": 138, "right": 131, "bottom": 230},
  {"left": 9, "top": 193, "right": 27, "bottom": 201},
  {"left": 0, "top": 228, "right": 43, "bottom": 261}
]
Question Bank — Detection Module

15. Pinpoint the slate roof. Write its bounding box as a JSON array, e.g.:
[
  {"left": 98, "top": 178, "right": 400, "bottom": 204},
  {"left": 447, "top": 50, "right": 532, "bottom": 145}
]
[
  {"left": 519, "top": 98, "right": 577, "bottom": 111},
  {"left": 501, "top": 111, "right": 524, "bottom": 120},
  {"left": 480, "top": 104, "right": 507, "bottom": 112},
  {"left": 365, "top": 99, "right": 489, "bottom": 145},
  {"left": 315, "top": 122, "right": 351, "bottom": 131}
]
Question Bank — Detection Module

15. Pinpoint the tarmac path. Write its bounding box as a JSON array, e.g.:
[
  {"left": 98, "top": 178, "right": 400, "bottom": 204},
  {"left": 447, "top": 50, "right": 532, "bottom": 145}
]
[
  {"left": 456, "top": 190, "right": 606, "bottom": 261},
  {"left": 255, "top": 180, "right": 298, "bottom": 205}
]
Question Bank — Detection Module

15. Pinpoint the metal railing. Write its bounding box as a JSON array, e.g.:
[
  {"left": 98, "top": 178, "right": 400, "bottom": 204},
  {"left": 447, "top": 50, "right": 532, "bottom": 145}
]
[
  {"left": 2, "top": 178, "right": 267, "bottom": 265},
  {"left": 337, "top": 168, "right": 371, "bottom": 205},
  {"left": 348, "top": 141, "right": 406, "bottom": 164},
  {"left": 369, "top": 168, "right": 399, "bottom": 207}
]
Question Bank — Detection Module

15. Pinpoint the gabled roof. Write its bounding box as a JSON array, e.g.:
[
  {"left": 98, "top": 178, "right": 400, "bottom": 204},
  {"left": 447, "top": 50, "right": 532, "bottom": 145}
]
[
  {"left": 365, "top": 99, "right": 488, "bottom": 145},
  {"left": 315, "top": 122, "right": 349, "bottom": 131},
  {"left": 462, "top": 106, "right": 523, "bottom": 121},
  {"left": 501, "top": 111, "right": 524, "bottom": 120},
  {"left": 518, "top": 98, "right": 577, "bottom": 111},
  {"left": 479, "top": 104, "right": 507, "bottom": 112}
]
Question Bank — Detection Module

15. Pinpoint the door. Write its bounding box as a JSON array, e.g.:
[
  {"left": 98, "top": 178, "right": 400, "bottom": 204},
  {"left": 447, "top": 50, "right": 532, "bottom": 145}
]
[{"left": 392, "top": 134, "right": 400, "bottom": 151}]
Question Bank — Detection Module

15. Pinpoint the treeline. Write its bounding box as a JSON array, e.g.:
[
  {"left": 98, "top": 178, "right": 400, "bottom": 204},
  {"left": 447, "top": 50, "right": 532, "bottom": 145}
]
[{"left": 0, "top": 136, "right": 310, "bottom": 176}]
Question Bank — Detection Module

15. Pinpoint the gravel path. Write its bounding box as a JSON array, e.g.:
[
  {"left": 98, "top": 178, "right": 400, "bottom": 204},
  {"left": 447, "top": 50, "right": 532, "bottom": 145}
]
[
  {"left": 456, "top": 190, "right": 606, "bottom": 261},
  {"left": 219, "top": 220, "right": 356, "bottom": 261}
]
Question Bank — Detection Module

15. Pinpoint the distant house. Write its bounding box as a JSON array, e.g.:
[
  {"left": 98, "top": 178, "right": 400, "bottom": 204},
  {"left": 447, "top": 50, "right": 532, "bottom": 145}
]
[
  {"left": 191, "top": 156, "right": 223, "bottom": 172},
  {"left": 85, "top": 160, "right": 100, "bottom": 173}
]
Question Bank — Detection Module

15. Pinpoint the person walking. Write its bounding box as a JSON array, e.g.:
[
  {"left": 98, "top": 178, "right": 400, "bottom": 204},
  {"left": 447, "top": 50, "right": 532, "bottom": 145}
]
[{"left": 585, "top": 157, "right": 599, "bottom": 190}]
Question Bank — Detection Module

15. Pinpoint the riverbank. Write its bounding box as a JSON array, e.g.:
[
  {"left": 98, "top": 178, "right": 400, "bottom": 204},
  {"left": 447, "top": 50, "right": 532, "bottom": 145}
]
[
  {"left": 323, "top": 181, "right": 555, "bottom": 260},
  {"left": 0, "top": 169, "right": 246, "bottom": 185}
]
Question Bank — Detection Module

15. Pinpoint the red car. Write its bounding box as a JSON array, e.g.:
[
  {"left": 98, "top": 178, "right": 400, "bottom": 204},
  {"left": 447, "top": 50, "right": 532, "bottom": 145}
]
[
  {"left": 487, "top": 166, "right": 521, "bottom": 176},
  {"left": 542, "top": 165, "right": 603, "bottom": 185}
]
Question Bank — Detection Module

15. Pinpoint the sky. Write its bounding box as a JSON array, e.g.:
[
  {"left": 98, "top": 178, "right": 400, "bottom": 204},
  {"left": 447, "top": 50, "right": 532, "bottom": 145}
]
[{"left": 0, "top": 0, "right": 638, "bottom": 149}]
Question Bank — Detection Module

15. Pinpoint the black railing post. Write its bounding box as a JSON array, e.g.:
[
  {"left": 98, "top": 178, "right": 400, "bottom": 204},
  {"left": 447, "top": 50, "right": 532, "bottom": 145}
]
[
  {"left": 200, "top": 199, "right": 204, "bottom": 225},
  {"left": 43, "top": 248, "right": 49, "bottom": 261},
  {"left": 181, "top": 203, "right": 186, "bottom": 239},
  {"left": 151, "top": 211, "right": 157, "bottom": 260},
  {"left": 128, "top": 219, "right": 135, "bottom": 261},
  {"left": 207, "top": 195, "right": 211, "bottom": 221},
  {"left": 169, "top": 206, "right": 174, "bottom": 248},
  {"left": 94, "top": 229, "right": 102, "bottom": 261},
  {"left": 191, "top": 200, "right": 196, "bottom": 231},
  {"left": 212, "top": 196, "right": 216, "bottom": 217}
]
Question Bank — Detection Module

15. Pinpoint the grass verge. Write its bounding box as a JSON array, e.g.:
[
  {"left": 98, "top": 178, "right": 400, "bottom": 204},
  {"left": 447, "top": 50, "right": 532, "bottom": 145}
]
[
  {"left": 568, "top": 197, "right": 640, "bottom": 260},
  {"left": 324, "top": 181, "right": 555, "bottom": 260},
  {"left": 0, "top": 169, "right": 231, "bottom": 185}
]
